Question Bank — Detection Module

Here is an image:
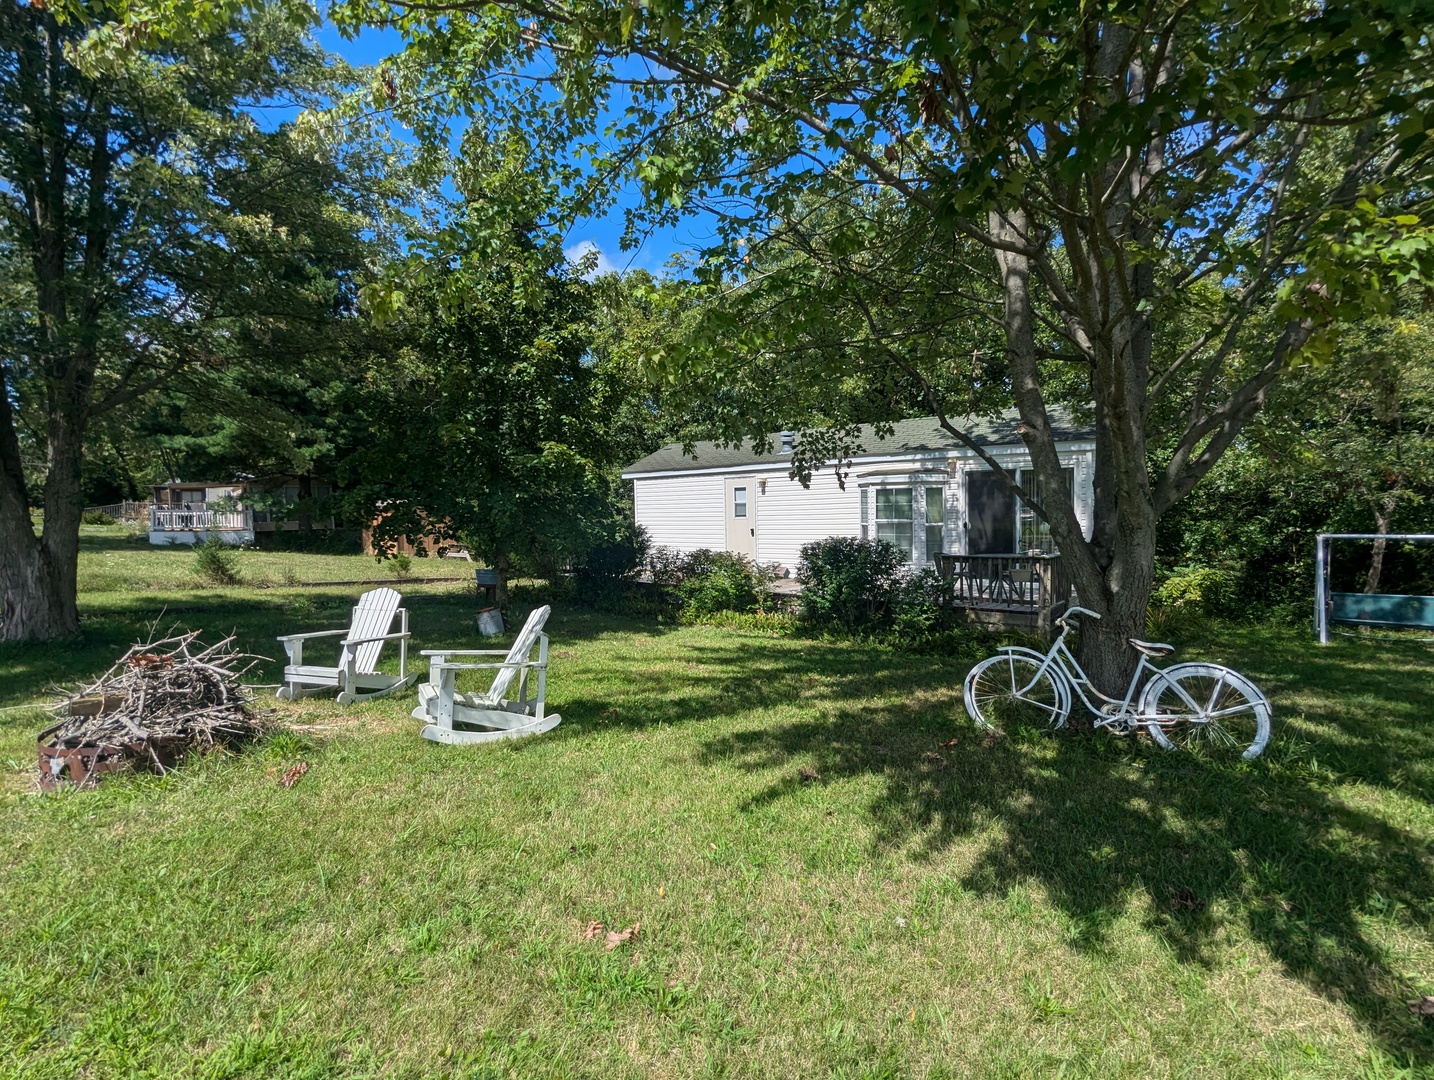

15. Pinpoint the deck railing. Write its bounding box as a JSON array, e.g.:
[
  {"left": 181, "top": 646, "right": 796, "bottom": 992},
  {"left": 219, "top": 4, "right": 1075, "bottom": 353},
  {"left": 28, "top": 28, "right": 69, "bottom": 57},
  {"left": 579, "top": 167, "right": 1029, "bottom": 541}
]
[
  {"left": 150, "top": 504, "right": 253, "bottom": 532},
  {"left": 934, "top": 553, "right": 1072, "bottom": 636}
]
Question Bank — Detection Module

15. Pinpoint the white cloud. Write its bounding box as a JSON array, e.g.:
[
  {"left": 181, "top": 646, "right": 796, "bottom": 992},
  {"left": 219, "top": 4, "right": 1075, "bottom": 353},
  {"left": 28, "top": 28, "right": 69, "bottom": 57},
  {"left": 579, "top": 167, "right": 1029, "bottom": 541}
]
[{"left": 564, "top": 239, "right": 621, "bottom": 280}]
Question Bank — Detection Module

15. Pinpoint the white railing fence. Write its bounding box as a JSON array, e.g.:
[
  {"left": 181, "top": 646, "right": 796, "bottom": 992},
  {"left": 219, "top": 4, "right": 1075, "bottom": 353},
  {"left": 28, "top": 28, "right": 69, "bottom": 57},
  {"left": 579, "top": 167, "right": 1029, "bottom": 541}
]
[{"left": 150, "top": 504, "right": 253, "bottom": 532}]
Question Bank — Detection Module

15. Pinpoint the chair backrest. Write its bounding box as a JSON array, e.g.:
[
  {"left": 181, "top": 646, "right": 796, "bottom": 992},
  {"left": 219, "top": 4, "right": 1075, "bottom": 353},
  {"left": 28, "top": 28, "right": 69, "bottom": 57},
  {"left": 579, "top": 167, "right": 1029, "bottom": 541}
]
[
  {"left": 342, "top": 587, "right": 403, "bottom": 673},
  {"left": 487, "top": 605, "right": 552, "bottom": 700}
]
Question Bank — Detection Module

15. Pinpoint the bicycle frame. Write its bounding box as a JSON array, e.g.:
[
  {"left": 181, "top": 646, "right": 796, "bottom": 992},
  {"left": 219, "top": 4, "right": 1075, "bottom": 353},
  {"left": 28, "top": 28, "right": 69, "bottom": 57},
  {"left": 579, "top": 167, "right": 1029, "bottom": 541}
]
[{"left": 1004, "top": 608, "right": 1164, "bottom": 725}]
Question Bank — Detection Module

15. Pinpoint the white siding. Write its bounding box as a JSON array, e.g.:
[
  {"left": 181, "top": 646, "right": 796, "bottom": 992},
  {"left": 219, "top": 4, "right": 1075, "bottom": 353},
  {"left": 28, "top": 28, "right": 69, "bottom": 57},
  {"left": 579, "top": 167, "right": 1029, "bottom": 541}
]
[
  {"left": 754, "top": 469, "right": 861, "bottom": 570},
  {"left": 633, "top": 474, "right": 726, "bottom": 552},
  {"left": 630, "top": 441, "right": 1096, "bottom": 565}
]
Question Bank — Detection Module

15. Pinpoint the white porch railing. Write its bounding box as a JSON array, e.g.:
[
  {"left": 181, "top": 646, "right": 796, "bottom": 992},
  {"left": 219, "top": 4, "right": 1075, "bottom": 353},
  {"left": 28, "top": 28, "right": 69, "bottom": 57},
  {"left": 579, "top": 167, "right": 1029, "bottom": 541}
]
[{"left": 150, "top": 504, "right": 253, "bottom": 532}]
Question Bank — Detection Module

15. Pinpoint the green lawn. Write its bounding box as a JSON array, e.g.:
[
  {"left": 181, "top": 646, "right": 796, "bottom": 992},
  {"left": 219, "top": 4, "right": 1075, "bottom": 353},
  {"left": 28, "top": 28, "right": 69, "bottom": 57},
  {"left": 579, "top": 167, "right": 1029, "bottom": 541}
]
[
  {"left": 1, "top": 553, "right": 1432, "bottom": 1077},
  {"left": 75, "top": 524, "right": 474, "bottom": 594}
]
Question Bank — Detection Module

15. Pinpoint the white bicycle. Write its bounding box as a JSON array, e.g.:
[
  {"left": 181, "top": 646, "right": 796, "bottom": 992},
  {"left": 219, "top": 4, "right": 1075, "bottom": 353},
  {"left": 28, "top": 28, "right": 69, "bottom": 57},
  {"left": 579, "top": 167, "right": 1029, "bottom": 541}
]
[{"left": 962, "top": 607, "right": 1272, "bottom": 759}]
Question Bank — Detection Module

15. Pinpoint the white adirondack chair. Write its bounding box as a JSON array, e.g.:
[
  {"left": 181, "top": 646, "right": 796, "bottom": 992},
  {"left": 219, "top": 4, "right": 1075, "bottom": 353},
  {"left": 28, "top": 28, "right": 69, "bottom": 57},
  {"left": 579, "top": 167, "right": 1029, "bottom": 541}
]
[
  {"left": 412, "top": 605, "right": 561, "bottom": 744},
  {"left": 276, "top": 587, "right": 416, "bottom": 704}
]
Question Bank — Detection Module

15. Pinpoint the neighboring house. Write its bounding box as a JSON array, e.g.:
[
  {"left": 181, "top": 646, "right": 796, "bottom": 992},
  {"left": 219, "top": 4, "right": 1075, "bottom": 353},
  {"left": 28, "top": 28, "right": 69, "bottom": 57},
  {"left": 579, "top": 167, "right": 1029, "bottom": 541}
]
[
  {"left": 148, "top": 478, "right": 336, "bottom": 546},
  {"left": 622, "top": 409, "right": 1097, "bottom": 571}
]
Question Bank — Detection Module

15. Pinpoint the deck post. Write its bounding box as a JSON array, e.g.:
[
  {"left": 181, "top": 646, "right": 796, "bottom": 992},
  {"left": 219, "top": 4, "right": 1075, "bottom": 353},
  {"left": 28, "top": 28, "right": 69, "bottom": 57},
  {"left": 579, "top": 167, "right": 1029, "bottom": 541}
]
[{"left": 1037, "top": 559, "right": 1054, "bottom": 639}]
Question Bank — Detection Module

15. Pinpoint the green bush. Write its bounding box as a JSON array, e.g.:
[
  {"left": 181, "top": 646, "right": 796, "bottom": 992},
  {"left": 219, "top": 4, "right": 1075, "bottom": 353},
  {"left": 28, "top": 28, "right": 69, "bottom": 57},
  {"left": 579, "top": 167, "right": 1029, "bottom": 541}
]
[
  {"left": 674, "top": 550, "right": 772, "bottom": 616},
  {"left": 386, "top": 553, "right": 414, "bottom": 578},
  {"left": 1154, "top": 564, "right": 1240, "bottom": 616},
  {"left": 193, "top": 534, "right": 243, "bottom": 585},
  {"left": 574, "top": 526, "right": 651, "bottom": 605},
  {"left": 80, "top": 510, "right": 117, "bottom": 526},
  {"left": 888, "top": 567, "right": 949, "bottom": 638},
  {"left": 797, "top": 536, "right": 908, "bottom": 632}
]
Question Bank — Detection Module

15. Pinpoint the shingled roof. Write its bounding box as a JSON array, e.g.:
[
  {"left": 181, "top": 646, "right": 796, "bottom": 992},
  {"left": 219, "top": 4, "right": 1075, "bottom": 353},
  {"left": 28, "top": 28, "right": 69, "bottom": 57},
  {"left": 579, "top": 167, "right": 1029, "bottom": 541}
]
[{"left": 622, "top": 407, "right": 1094, "bottom": 476}]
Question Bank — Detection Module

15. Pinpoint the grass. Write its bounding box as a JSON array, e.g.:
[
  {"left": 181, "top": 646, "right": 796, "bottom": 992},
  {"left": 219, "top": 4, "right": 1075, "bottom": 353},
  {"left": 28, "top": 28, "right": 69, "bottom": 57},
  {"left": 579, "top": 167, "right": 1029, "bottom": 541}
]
[
  {"left": 1, "top": 547, "right": 1432, "bottom": 1077},
  {"left": 74, "top": 525, "right": 474, "bottom": 593}
]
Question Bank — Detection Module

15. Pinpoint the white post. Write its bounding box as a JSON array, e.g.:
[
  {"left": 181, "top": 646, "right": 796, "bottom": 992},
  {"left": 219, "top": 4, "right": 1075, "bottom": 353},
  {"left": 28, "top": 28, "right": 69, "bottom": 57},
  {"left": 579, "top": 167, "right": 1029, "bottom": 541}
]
[{"left": 1315, "top": 533, "right": 1329, "bottom": 645}]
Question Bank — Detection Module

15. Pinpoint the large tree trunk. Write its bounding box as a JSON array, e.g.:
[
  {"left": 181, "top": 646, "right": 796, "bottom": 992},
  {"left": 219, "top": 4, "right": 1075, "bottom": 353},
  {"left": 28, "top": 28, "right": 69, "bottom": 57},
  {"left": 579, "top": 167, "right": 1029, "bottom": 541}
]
[
  {"left": 0, "top": 408, "right": 82, "bottom": 641},
  {"left": 494, "top": 550, "right": 511, "bottom": 608},
  {"left": 991, "top": 205, "right": 1156, "bottom": 696}
]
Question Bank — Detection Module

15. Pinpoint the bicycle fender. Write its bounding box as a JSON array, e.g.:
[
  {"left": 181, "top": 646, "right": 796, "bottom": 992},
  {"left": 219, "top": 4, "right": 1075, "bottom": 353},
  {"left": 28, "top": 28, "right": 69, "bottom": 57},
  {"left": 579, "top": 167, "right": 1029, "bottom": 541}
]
[{"left": 993, "top": 645, "right": 1052, "bottom": 663}]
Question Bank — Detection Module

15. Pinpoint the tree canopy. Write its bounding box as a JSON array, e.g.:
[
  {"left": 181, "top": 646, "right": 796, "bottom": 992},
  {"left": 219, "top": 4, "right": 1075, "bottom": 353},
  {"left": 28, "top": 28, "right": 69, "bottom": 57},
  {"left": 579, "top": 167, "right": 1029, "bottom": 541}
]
[
  {"left": 335, "top": 0, "right": 1434, "bottom": 684},
  {"left": 0, "top": 0, "right": 392, "bottom": 640}
]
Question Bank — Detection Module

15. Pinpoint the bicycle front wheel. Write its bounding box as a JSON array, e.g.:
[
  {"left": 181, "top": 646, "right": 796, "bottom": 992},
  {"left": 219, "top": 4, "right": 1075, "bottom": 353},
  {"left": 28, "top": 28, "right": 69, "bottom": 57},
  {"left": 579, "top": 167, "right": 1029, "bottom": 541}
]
[
  {"left": 1139, "top": 663, "right": 1272, "bottom": 760},
  {"left": 964, "top": 651, "right": 1071, "bottom": 734}
]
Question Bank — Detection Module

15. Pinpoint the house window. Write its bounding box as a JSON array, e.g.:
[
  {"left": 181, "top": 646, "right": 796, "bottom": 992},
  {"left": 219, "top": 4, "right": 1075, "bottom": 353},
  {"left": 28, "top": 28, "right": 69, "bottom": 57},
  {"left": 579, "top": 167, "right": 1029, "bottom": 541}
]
[
  {"left": 875, "top": 488, "right": 913, "bottom": 560},
  {"left": 925, "top": 486, "right": 945, "bottom": 563},
  {"left": 860, "top": 488, "right": 869, "bottom": 540},
  {"left": 733, "top": 487, "right": 748, "bottom": 518},
  {"left": 1017, "top": 468, "right": 1075, "bottom": 554}
]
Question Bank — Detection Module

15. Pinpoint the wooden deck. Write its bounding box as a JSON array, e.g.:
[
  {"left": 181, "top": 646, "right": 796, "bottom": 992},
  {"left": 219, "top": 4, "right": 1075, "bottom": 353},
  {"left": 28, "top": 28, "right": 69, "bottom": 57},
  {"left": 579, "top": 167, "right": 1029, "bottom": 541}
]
[{"left": 935, "top": 553, "right": 1072, "bottom": 636}]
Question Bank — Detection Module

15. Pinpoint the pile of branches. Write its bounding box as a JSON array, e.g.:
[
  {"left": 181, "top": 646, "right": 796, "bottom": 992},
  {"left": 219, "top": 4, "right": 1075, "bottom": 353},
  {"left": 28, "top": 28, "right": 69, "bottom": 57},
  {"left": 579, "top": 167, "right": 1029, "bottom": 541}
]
[{"left": 42, "top": 633, "right": 272, "bottom": 773}]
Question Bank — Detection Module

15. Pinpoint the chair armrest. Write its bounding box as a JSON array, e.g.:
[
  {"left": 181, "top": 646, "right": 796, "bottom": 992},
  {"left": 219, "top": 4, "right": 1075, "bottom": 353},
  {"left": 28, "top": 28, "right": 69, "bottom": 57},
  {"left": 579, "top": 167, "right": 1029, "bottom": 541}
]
[
  {"left": 419, "top": 649, "right": 510, "bottom": 657},
  {"left": 430, "top": 660, "right": 544, "bottom": 672},
  {"left": 277, "top": 628, "right": 349, "bottom": 642},
  {"left": 341, "top": 631, "right": 411, "bottom": 647}
]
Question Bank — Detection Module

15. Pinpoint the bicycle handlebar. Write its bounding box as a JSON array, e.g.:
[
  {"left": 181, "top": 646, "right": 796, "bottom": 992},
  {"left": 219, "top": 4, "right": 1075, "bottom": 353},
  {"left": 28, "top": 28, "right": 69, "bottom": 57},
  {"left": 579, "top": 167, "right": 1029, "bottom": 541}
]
[{"left": 1056, "top": 606, "right": 1101, "bottom": 630}]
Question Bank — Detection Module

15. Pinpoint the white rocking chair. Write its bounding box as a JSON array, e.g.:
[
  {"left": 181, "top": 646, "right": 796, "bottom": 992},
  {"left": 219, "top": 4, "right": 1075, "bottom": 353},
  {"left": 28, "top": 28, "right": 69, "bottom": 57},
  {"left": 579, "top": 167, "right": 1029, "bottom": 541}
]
[
  {"left": 413, "top": 605, "right": 561, "bottom": 744},
  {"left": 276, "top": 587, "right": 416, "bottom": 704}
]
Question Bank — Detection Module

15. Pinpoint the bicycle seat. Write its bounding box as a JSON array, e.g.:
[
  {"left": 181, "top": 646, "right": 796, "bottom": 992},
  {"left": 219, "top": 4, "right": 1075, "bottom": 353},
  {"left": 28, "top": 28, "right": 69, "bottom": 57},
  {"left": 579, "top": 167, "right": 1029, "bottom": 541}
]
[{"left": 1128, "top": 638, "right": 1175, "bottom": 657}]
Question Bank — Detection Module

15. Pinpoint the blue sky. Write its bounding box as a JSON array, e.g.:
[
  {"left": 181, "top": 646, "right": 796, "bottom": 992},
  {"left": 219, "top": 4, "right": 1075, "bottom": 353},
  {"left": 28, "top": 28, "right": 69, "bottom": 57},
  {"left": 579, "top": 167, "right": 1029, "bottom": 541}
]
[{"left": 313, "top": 21, "right": 711, "bottom": 277}]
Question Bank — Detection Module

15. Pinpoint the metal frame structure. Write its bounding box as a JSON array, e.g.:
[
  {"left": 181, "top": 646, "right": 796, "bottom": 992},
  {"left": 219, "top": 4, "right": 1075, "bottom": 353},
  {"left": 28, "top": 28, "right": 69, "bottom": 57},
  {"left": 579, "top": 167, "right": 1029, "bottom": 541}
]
[{"left": 1314, "top": 533, "right": 1434, "bottom": 644}]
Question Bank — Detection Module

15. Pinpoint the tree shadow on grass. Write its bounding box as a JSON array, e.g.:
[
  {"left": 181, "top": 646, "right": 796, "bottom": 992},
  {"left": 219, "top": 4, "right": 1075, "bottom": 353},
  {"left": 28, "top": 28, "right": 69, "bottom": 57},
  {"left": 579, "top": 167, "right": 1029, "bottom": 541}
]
[{"left": 688, "top": 641, "right": 1434, "bottom": 1061}]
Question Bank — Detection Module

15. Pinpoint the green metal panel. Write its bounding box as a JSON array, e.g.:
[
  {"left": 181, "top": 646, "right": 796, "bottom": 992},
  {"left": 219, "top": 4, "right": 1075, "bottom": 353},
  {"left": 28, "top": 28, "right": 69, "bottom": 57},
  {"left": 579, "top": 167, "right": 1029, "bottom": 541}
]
[{"left": 1331, "top": 592, "right": 1434, "bottom": 629}]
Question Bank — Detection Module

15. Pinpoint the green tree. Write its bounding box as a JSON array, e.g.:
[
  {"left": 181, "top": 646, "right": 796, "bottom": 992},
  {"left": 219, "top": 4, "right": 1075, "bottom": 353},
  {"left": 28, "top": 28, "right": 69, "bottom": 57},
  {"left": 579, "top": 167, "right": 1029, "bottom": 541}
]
[
  {"left": 344, "top": 252, "right": 628, "bottom": 603},
  {"left": 337, "top": 0, "right": 1434, "bottom": 688},
  {"left": 0, "top": 0, "right": 386, "bottom": 640}
]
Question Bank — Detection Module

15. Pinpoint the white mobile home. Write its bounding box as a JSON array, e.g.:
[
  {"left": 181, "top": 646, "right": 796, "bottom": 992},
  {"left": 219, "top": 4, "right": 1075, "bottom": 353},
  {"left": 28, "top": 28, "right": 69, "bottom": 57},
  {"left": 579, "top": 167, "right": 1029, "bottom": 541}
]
[{"left": 622, "top": 409, "right": 1097, "bottom": 571}]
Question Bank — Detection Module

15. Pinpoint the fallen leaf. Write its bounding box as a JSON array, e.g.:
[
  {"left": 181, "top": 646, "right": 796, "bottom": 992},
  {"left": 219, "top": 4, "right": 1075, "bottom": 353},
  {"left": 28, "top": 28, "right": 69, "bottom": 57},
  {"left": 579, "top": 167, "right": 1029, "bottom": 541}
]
[
  {"left": 1409, "top": 995, "right": 1434, "bottom": 1017},
  {"left": 798, "top": 766, "right": 821, "bottom": 783},
  {"left": 941, "top": 737, "right": 959, "bottom": 749},
  {"left": 1171, "top": 887, "right": 1206, "bottom": 913},
  {"left": 278, "top": 761, "right": 309, "bottom": 788},
  {"left": 923, "top": 751, "right": 946, "bottom": 764},
  {"left": 604, "top": 922, "right": 639, "bottom": 951},
  {"left": 658, "top": 885, "right": 666, "bottom": 898},
  {"left": 582, "top": 920, "right": 604, "bottom": 941}
]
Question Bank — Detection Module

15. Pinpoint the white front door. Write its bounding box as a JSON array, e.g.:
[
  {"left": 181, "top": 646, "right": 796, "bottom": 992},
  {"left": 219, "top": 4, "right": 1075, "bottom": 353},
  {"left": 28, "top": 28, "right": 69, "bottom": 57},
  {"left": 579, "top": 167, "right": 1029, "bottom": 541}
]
[{"left": 725, "top": 478, "right": 757, "bottom": 559}]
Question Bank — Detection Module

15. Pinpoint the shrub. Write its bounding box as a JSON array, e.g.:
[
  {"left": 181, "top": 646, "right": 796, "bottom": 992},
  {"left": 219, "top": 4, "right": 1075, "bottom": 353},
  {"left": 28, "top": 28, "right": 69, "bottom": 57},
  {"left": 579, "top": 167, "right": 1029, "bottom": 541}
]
[
  {"left": 797, "top": 536, "right": 908, "bottom": 632},
  {"left": 81, "top": 510, "right": 116, "bottom": 526},
  {"left": 194, "top": 534, "right": 243, "bottom": 585},
  {"left": 675, "top": 550, "right": 773, "bottom": 616},
  {"left": 386, "top": 553, "right": 414, "bottom": 579},
  {"left": 574, "top": 526, "right": 651, "bottom": 605},
  {"left": 644, "top": 545, "right": 687, "bottom": 590},
  {"left": 1154, "top": 564, "right": 1240, "bottom": 616},
  {"left": 888, "top": 566, "right": 948, "bottom": 638}
]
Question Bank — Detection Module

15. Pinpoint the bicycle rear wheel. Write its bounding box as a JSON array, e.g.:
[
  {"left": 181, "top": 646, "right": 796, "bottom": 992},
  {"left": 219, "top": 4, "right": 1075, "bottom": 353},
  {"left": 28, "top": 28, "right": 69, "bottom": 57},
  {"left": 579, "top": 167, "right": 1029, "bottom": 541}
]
[
  {"left": 1139, "top": 663, "right": 1271, "bottom": 760},
  {"left": 964, "top": 652, "right": 1071, "bottom": 734}
]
